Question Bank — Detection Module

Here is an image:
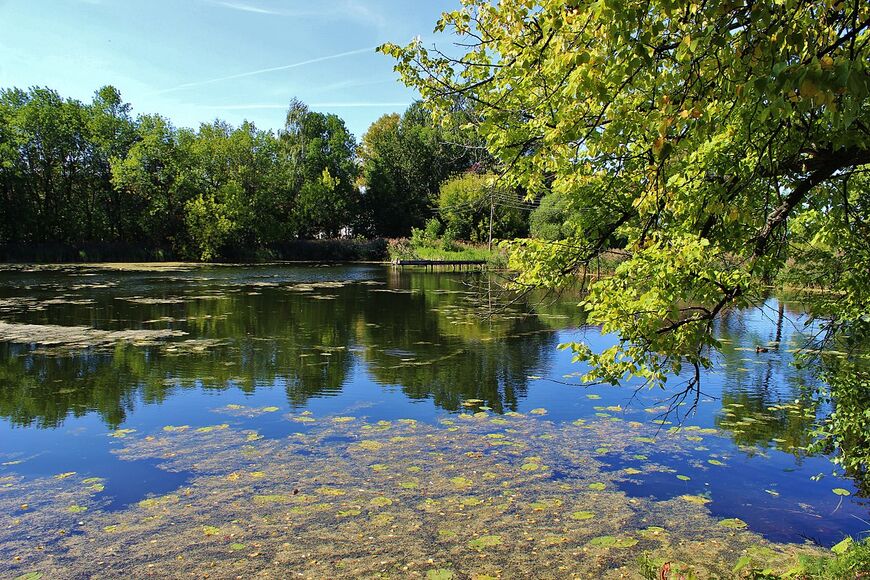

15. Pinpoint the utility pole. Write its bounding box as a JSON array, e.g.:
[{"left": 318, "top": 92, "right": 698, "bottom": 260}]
[{"left": 488, "top": 184, "right": 494, "bottom": 252}]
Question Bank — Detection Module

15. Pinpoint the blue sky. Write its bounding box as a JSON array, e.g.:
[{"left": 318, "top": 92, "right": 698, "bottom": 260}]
[{"left": 0, "top": 0, "right": 456, "bottom": 138}]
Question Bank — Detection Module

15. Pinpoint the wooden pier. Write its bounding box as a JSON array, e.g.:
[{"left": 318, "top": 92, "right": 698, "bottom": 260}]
[{"left": 393, "top": 259, "right": 488, "bottom": 271}]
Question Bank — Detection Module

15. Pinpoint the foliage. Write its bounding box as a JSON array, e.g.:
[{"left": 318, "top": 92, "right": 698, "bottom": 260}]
[
  {"left": 382, "top": 0, "right": 870, "bottom": 468},
  {"left": 798, "top": 536, "right": 870, "bottom": 579},
  {"left": 0, "top": 87, "right": 362, "bottom": 260},
  {"left": 811, "top": 362, "right": 870, "bottom": 491},
  {"left": 358, "top": 102, "right": 484, "bottom": 237},
  {"left": 529, "top": 193, "right": 573, "bottom": 241},
  {"left": 438, "top": 172, "right": 529, "bottom": 243},
  {"left": 637, "top": 537, "right": 870, "bottom": 579}
]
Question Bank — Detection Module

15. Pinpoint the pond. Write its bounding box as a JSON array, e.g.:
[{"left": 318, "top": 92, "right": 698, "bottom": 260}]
[{"left": 0, "top": 263, "right": 865, "bottom": 578}]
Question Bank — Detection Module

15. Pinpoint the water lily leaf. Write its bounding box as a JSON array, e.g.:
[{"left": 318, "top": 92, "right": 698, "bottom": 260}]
[
  {"left": 337, "top": 508, "right": 361, "bottom": 517},
  {"left": 202, "top": 525, "right": 221, "bottom": 536},
  {"left": 530, "top": 498, "right": 563, "bottom": 511},
  {"left": 588, "top": 535, "right": 637, "bottom": 548},
  {"left": 54, "top": 472, "right": 76, "bottom": 480},
  {"left": 459, "top": 496, "right": 483, "bottom": 507},
  {"left": 355, "top": 440, "right": 383, "bottom": 451},
  {"left": 450, "top": 476, "right": 473, "bottom": 489},
  {"left": 14, "top": 573, "right": 42, "bottom": 580},
  {"left": 195, "top": 424, "right": 229, "bottom": 433},
  {"left": 633, "top": 437, "right": 656, "bottom": 444},
  {"left": 261, "top": 406, "right": 280, "bottom": 413},
  {"left": 67, "top": 505, "right": 87, "bottom": 513},
  {"left": 369, "top": 496, "right": 393, "bottom": 508},
  {"left": 371, "top": 513, "right": 395, "bottom": 526},
  {"left": 468, "top": 535, "right": 502, "bottom": 550},
  {"left": 676, "top": 475, "right": 691, "bottom": 481},
  {"left": 109, "top": 428, "right": 136, "bottom": 438},
  {"left": 832, "top": 488, "right": 851, "bottom": 496},
  {"left": 623, "top": 468, "right": 643, "bottom": 475},
  {"left": 707, "top": 459, "right": 726, "bottom": 466},
  {"left": 426, "top": 570, "right": 455, "bottom": 580},
  {"left": 332, "top": 416, "right": 356, "bottom": 423},
  {"left": 679, "top": 495, "right": 711, "bottom": 505},
  {"left": 520, "top": 462, "right": 540, "bottom": 471},
  {"left": 570, "top": 511, "right": 595, "bottom": 520},
  {"left": 639, "top": 526, "right": 666, "bottom": 538},
  {"left": 586, "top": 394, "right": 601, "bottom": 400},
  {"left": 529, "top": 408, "right": 548, "bottom": 415},
  {"left": 315, "top": 486, "right": 346, "bottom": 496},
  {"left": 588, "top": 482, "right": 606, "bottom": 491},
  {"left": 230, "top": 543, "right": 246, "bottom": 551},
  {"left": 718, "top": 518, "right": 747, "bottom": 529}
]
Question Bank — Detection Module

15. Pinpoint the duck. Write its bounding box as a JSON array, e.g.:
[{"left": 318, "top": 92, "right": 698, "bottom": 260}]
[{"left": 755, "top": 346, "right": 769, "bottom": 353}]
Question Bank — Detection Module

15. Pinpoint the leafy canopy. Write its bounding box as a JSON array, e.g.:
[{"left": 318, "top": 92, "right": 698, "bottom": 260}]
[{"left": 381, "top": 0, "right": 870, "bottom": 397}]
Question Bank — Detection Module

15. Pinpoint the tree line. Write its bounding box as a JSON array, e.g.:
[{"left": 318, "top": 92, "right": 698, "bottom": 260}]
[{"left": 0, "top": 86, "right": 542, "bottom": 261}]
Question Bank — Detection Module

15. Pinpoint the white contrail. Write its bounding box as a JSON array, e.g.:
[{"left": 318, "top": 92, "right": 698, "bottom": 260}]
[
  {"left": 153, "top": 47, "right": 376, "bottom": 95},
  {"left": 203, "top": 102, "right": 409, "bottom": 110}
]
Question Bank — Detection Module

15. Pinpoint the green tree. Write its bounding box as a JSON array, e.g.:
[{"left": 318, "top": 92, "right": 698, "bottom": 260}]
[
  {"left": 438, "top": 172, "right": 529, "bottom": 243},
  {"left": 281, "top": 100, "right": 358, "bottom": 238},
  {"left": 383, "top": 1, "right": 870, "bottom": 470},
  {"left": 111, "top": 114, "right": 189, "bottom": 248},
  {"left": 359, "top": 102, "right": 484, "bottom": 237}
]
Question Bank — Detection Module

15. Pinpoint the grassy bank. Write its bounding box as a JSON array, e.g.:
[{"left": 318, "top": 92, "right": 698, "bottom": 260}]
[{"left": 387, "top": 237, "right": 507, "bottom": 267}]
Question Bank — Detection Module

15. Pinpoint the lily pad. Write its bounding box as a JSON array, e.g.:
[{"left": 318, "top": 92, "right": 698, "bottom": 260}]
[
  {"left": 832, "top": 488, "right": 851, "bottom": 496},
  {"left": 588, "top": 535, "right": 637, "bottom": 548},
  {"left": 588, "top": 482, "right": 606, "bottom": 491},
  {"left": 468, "top": 535, "right": 502, "bottom": 550},
  {"left": 570, "top": 510, "right": 595, "bottom": 520},
  {"left": 718, "top": 518, "right": 748, "bottom": 529},
  {"left": 450, "top": 476, "right": 473, "bottom": 489},
  {"left": 369, "top": 496, "right": 393, "bottom": 508}
]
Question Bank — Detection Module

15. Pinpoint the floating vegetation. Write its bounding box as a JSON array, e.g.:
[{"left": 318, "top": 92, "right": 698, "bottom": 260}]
[
  {"left": 0, "top": 398, "right": 827, "bottom": 578},
  {"left": 0, "top": 321, "right": 187, "bottom": 352}
]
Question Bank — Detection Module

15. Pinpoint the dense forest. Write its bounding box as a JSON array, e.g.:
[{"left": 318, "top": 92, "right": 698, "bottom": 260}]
[{"left": 0, "top": 86, "right": 541, "bottom": 262}]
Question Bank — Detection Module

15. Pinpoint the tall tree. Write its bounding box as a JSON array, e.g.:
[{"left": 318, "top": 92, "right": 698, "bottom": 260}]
[
  {"left": 281, "top": 101, "right": 358, "bottom": 238},
  {"left": 359, "top": 101, "right": 485, "bottom": 237},
  {"left": 382, "top": 0, "right": 870, "bottom": 469}
]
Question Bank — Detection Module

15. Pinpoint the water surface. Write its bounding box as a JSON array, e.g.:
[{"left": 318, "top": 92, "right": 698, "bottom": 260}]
[{"left": 0, "top": 264, "right": 865, "bottom": 577}]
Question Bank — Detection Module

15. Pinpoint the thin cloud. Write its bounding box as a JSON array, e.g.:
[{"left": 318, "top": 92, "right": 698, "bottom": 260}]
[
  {"left": 204, "top": 102, "right": 409, "bottom": 110},
  {"left": 152, "top": 47, "right": 377, "bottom": 95},
  {"left": 209, "top": 0, "right": 387, "bottom": 27},
  {"left": 216, "top": 1, "right": 277, "bottom": 15},
  {"left": 310, "top": 102, "right": 409, "bottom": 108}
]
